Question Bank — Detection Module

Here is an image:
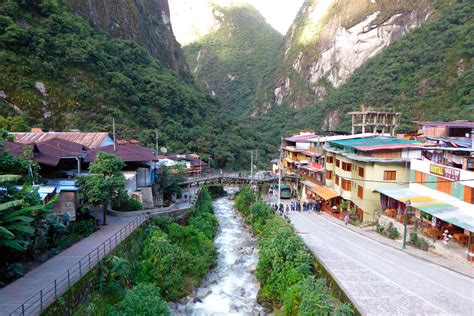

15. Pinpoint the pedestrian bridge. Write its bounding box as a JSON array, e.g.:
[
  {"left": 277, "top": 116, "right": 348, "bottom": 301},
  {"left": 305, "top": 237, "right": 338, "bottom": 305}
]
[{"left": 179, "top": 171, "right": 297, "bottom": 187}]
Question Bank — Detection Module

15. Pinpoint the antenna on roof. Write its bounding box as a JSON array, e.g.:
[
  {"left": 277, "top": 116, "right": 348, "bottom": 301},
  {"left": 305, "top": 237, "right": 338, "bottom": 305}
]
[{"left": 112, "top": 117, "right": 116, "bottom": 152}]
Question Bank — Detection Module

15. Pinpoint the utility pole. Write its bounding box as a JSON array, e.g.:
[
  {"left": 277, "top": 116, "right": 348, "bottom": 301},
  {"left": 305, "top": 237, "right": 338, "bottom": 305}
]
[
  {"left": 403, "top": 200, "right": 411, "bottom": 249},
  {"left": 112, "top": 117, "right": 117, "bottom": 152},
  {"left": 278, "top": 137, "right": 283, "bottom": 207},
  {"left": 155, "top": 129, "right": 159, "bottom": 158},
  {"left": 250, "top": 150, "right": 254, "bottom": 179}
]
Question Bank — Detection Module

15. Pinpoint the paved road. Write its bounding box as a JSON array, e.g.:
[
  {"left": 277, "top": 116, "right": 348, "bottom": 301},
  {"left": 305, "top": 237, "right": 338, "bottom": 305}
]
[
  {"left": 0, "top": 215, "right": 142, "bottom": 315},
  {"left": 289, "top": 212, "right": 474, "bottom": 316}
]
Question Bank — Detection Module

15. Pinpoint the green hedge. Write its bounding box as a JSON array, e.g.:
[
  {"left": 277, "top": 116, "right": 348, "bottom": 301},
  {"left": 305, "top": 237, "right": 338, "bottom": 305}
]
[
  {"left": 235, "top": 186, "right": 354, "bottom": 315},
  {"left": 73, "top": 188, "right": 218, "bottom": 315}
]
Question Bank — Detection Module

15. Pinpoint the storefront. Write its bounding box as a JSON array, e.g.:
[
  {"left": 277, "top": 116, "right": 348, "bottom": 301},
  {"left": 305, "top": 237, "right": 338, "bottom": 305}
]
[
  {"left": 378, "top": 183, "right": 474, "bottom": 259},
  {"left": 310, "top": 184, "right": 341, "bottom": 215}
]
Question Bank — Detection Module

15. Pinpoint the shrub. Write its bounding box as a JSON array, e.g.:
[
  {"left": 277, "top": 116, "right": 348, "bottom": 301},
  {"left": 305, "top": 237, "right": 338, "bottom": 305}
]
[
  {"left": 189, "top": 212, "right": 218, "bottom": 240},
  {"left": 385, "top": 223, "right": 400, "bottom": 240},
  {"left": 113, "top": 195, "right": 143, "bottom": 212},
  {"left": 139, "top": 230, "right": 185, "bottom": 301},
  {"left": 114, "top": 284, "right": 169, "bottom": 316},
  {"left": 410, "top": 232, "right": 430, "bottom": 251},
  {"left": 376, "top": 223, "right": 385, "bottom": 233}
]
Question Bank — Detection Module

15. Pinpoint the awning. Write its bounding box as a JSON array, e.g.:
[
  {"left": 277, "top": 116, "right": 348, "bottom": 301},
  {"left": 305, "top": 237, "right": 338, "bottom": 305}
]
[
  {"left": 377, "top": 184, "right": 474, "bottom": 232},
  {"left": 311, "top": 185, "right": 339, "bottom": 201},
  {"left": 302, "top": 180, "right": 317, "bottom": 189}
]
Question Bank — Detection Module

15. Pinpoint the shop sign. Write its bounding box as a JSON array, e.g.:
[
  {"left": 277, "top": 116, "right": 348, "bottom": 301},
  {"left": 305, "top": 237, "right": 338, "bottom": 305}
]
[{"left": 429, "top": 164, "right": 460, "bottom": 181}]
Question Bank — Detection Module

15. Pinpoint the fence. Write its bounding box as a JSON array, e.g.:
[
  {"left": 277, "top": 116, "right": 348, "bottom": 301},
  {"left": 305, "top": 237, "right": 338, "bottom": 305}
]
[{"left": 9, "top": 215, "right": 148, "bottom": 316}]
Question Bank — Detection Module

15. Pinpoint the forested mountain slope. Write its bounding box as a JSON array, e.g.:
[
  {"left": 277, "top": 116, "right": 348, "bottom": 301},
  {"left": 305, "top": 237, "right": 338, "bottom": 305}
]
[
  {"left": 0, "top": 0, "right": 253, "bottom": 167},
  {"left": 297, "top": 0, "right": 474, "bottom": 132},
  {"left": 253, "top": 0, "right": 432, "bottom": 113},
  {"left": 183, "top": 4, "right": 283, "bottom": 115}
]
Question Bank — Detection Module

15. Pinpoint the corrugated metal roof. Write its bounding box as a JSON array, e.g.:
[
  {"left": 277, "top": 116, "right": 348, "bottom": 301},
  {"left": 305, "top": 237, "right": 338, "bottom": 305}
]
[
  {"left": 413, "top": 120, "right": 474, "bottom": 128},
  {"left": 84, "top": 144, "right": 157, "bottom": 163},
  {"left": 285, "top": 133, "right": 320, "bottom": 143},
  {"left": 330, "top": 137, "right": 420, "bottom": 152},
  {"left": 35, "top": 138, "right": 86, "bottom": 166},
  {"left": 14, "top": 132, "right": 110, "bottom": 148},
  {"left": 3, "top": 141, "right": 33, "bottom": 157},
  {"left": 425, "top": 136, "right": 472, "bottom": 148}
]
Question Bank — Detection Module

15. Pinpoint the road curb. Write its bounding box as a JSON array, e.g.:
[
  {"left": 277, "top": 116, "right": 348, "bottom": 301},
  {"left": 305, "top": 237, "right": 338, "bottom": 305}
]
[{"left": 315, "top": 212, "right": 474, "bottom": 279}]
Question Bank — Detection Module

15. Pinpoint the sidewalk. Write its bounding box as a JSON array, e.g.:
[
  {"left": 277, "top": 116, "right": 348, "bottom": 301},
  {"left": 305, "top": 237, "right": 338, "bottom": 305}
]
[
  {"left": 316, "top": 212, "right": 474, "bottom": 278},
  {"left": 0, "top": 215, "right": 140, "bottom": 315}
]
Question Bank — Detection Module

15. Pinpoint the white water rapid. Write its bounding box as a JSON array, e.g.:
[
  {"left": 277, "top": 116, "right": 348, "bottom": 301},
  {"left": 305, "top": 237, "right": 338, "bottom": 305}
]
[{"left": 171, "top": 193, "right": 267, "bottom": 315}]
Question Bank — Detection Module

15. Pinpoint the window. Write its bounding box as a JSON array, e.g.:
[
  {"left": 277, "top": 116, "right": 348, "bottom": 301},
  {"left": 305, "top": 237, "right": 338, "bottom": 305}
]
[
  {"left": 341, "top": 162, "right": 352, "bottom": 172},
  {"left": 358, "top": 167, "right": 365, "bottom": 178},
  {"left": 326, "top": 156, "right": 334, "bottom": 164},
  {"left": 335, "top": 159, "right": 340, "bottom": 167},
  {"left": 358, "top": 185, "right": 363, "bottom": 199},
  {"left": 465, "top": 186, "right": 474, "bottom": 204},
  {"left": 335, "top": 175, "right": 340, "bottom": 186},
  {"left": 341, "top": 179, "right": 351, "bottom": 191},
  {"left": 384, "top": 170, "right": 396, "bottom": 181},
  {"left": 326, "top": 170, "right": 333, "bottom": 180}
]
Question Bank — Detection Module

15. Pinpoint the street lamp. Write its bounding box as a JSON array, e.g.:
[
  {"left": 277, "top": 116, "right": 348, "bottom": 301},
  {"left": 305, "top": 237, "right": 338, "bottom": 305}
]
[{"left": 403, "top": 200, "right": 411, "bottom": 249}]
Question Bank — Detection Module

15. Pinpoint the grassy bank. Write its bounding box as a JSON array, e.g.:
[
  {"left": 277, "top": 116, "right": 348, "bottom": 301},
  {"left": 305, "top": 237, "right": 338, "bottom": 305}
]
[
  {"left": 70, "top": 188, "right": 218, "bottom": 315},
  {"left": 235, "top": 186, "right": 354, "bottom": 315}
]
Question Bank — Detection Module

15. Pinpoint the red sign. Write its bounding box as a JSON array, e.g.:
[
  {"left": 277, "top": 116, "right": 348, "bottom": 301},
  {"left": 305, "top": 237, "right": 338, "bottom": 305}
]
[{"left": 429, "top": 164, "right": 461, "bottom": 181}]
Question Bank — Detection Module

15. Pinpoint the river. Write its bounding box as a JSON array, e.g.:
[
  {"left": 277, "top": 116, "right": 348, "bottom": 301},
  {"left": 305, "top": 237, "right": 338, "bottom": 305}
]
[{"left": 170, "top": 192, "right": 267, "bottom": 315}]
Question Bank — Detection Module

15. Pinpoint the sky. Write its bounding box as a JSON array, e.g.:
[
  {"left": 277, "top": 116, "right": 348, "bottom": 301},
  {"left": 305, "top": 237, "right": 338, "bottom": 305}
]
[{"left": 169, "top": 0, "right": 304, "bottom": 45}]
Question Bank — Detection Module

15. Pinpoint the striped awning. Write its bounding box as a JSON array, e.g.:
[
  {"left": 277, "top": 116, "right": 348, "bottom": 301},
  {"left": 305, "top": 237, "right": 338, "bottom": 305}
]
[{"left": 377, "top": 184, "right": 474, "bottom": 232}]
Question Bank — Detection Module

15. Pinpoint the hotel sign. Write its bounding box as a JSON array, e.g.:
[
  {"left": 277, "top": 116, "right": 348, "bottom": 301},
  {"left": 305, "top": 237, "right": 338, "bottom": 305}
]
[{"left": 429, "top": 164, "right": 460, "bottom": 181}]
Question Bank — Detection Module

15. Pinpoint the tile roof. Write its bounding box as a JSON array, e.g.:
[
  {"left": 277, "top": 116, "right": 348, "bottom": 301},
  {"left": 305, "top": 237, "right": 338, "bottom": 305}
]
[
  {"left": 14, "top": 132, "right": 110, "bottom": 148},
  {"left": 84, "top": 144, "right": 157, "bottom": 163}
]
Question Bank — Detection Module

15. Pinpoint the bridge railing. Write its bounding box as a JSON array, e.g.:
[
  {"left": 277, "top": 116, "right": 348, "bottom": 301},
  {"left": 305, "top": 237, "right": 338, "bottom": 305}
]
[
  {"left": 180, "top": 170, "right": 276, "bottom": 183},
  {"left": 9, "top": 215, "right": 148, "bottom": 316}
]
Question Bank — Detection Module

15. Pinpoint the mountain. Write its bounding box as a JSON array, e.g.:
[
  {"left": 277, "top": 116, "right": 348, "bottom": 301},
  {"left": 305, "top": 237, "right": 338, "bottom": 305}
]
[
  {"left": 66, "top": 0, "right": 189, "bottom": 76},
  {"left": 297, "top": 0, "right": 474, "bottom": 132},
  {"left": 182, "top": 4, "right": 283, "bottom": 115},
  {"left": 253, "top": 0, "right": 432, "bottom": 113},
  {"left": 0, "top": 0, "right": 251, "bottom": 167}
]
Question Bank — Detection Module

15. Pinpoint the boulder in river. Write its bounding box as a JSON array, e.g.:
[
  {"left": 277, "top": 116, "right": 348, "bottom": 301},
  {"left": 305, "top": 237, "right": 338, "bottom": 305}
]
[{"left": 192, "top": 297, "right": 202, "bottom": 303}]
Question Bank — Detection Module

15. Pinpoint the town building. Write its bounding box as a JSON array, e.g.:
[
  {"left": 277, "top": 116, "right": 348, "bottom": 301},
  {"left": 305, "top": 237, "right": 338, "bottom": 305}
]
[
  {"left": 281, "top": 131, "right": 319, "bottom": 175},
  {"left": 160, "top": 154, "right": 208, "bottom": 174},
  {"left": 377, "top": 158, "right": 474, "bottom": 260},
  {"left": 321, "top": 137, "right": 422, "bottom": 222},
  {"left": 414, "top": 120, "right": 474, "bottom": 138}
]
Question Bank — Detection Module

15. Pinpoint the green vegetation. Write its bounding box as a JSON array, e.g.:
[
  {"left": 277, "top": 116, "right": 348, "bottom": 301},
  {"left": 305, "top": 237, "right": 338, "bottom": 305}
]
[
  {"left": 301, "top": 0, "right": 474, "bottom": 131},
  {"left": 235, "top": 186, "right": 354, "bottom": 315},
  {"left": 184, "top": 4, "right": 283, "bottom": 116},
  {"left": 77, "top": 152, "right": 125, "bottom": 225},
  {"left": 0, "top": 0, "right": 264, "bottom": 169},
  {"left": 377, "top": 222, "right": 401, "bottom": 240},
  {"left": 0, "top": 129, "right": 96, "bottom": 286},
  {"left": 75, "top": 188, "right": 218, "bottom": 314},
  {"left": 410, "top": 232, "right": 430, "bottom": 251}
]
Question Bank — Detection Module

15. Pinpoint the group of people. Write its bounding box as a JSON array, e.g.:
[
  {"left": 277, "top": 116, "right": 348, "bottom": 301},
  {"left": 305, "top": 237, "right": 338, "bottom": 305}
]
[{"left": 271, "top": 200, "right": 324, "bottom": 217}]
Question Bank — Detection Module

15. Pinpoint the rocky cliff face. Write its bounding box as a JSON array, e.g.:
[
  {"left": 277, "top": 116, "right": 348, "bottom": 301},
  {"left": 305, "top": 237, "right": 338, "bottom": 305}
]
[
  {"left": 255, "top": 0, "right": 432, "bottom": 113},
  {"left": 66, "top": 0, "right": 189, "bottom": 76}
]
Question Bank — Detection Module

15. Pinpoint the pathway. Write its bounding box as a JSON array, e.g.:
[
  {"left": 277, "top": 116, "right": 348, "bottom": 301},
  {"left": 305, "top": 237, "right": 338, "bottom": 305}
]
[
  {"left": 289, "top": 211, "right": 474, "bottom": 315},
  {"left": 0, "top": 214, "right": 143, "bottom": 315}
]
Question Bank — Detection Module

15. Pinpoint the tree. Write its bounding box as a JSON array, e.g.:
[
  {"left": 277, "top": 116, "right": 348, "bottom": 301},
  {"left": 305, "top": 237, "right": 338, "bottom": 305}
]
[{"left": 77, "top": 152, "right": 125, "bottom": 225}]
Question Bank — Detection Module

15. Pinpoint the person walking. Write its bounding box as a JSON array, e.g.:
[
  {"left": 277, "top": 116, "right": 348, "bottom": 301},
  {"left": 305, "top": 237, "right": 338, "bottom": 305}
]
[{"left": 344, "top": 214, "right": 350, "bottom": 226}]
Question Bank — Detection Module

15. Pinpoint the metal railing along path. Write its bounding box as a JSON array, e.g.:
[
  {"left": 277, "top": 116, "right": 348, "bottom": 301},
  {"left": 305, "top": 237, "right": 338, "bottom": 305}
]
[{"left": 9, "top": 215, "right": 148, "bottom": 316}]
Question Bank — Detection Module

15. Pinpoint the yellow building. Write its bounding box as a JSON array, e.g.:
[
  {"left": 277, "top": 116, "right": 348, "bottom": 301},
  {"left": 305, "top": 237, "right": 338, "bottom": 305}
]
[{"left": 323, "top": 137, "right": 422, "bottom": 222}]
